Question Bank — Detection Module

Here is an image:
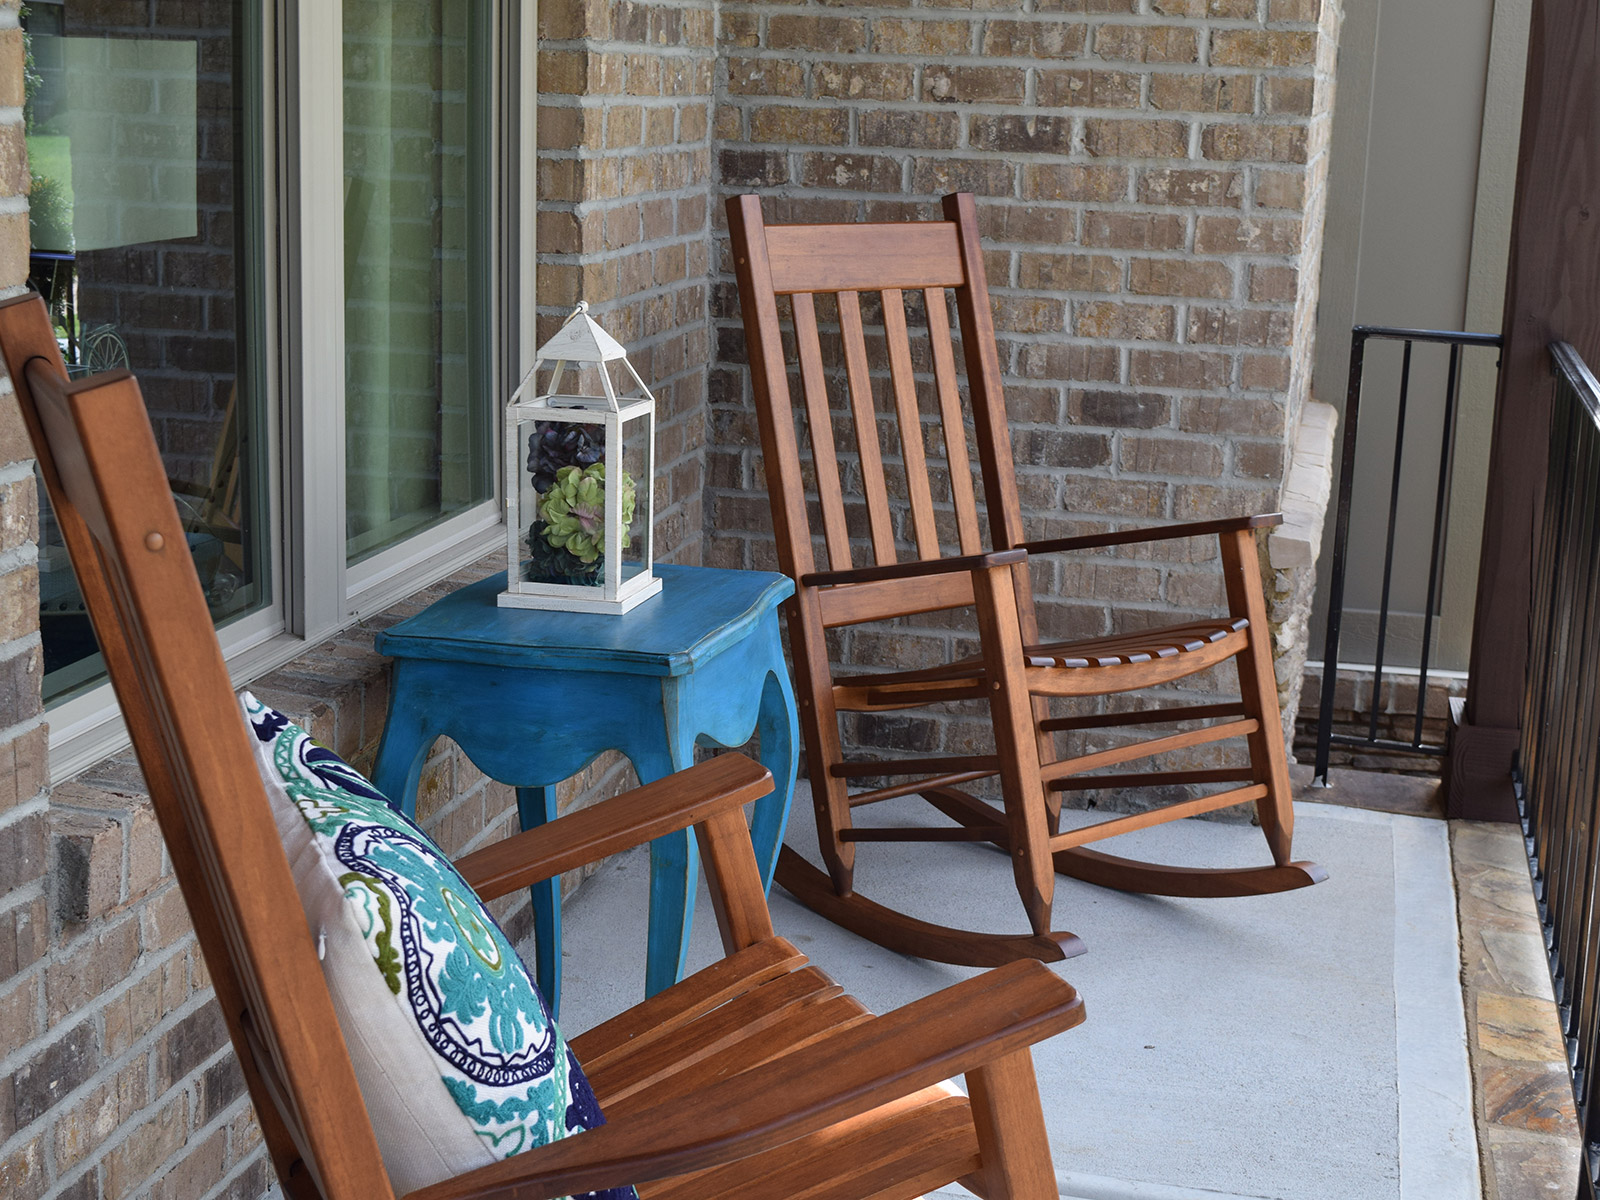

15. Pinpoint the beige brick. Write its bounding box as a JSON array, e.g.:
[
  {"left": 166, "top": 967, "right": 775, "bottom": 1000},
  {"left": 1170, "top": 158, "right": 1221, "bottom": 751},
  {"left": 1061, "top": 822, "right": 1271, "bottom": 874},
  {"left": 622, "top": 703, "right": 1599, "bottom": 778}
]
[
  {"left": 876, "top": 17, "right": 971, "bottom": 56},
  {"left": 1249, "top": 264, "right": 1299, "bottom": 303},
  {"left": 1187, "top": 306, "right": 1293, "bottom": 347},
  {"left": 1018, "top": 251, "right": 1120, "bottom": 292},
  {"left": 0, "top": 31, "right": 22, "bottom": 108},
  {"left": 1094, "top": 24, "right": 1199, "bottom": 64},
  {"left": 1200, "top": 123, "right": 1308, "bottom": 164},
  {"left": 799, "top": 152, "right": 902, "bottom": 193},
  {"left": 750, "top": 105, "right": 849, "bottom": 146},
  {"left": 1241, "top": 351, "right": 1292, "bottom": 390},
  {"left": 1121, "top": 436, "right": 1225, "bottom": 477},
  {"left": 725, "top": 55, "right": 805, "bottom": 97},
  {"left": 1151, "top": 71, "right": 1255, "bottom": 115},
  {"left": 814, "top": 60, "right": 915, "bottom": 102},
  {"left": 1254, "top": 169, "right": 1306, "bottom": 210},
  {"left": 923, "top": 65, "right": 1027, "bottom": 104},
  {"left": 1083, "top": 210, "right": 1187, "bottom": 251},
  {"left": 770, "top": 14, "right": 867, "bottom": 53},
  {"left": 104, "top": 1094, "right": 187, "bottom": 1200},
  {"left": 0, "top": 123, "right": 26, "bottom": 199},
  {"left": 1154, "top": 0, "right": 1257, "bottom": 14},
  {"left": 971, "top": 114, "right": 1073, "bottom": 154},
  {"left": 993, "top": 294, "right": 1068, "bottom": 335},
  {"left": 909, "top": 156, "right": 1014, "bottom": 197},
  {"left": 1210, "top": 30, "right": 1316, "bottom": 67},
  {"left": 1084, "top": 118, "right": 1188, "bottom": 159},
  {"left": 53, "top": 1056, "right": 149, "bottom": 1173},
  {"left": 1265, "top": 75, "right": 1316, "bottom": 116},
  {"left": 1194, "top": 214, "right": 1301, "bottom": 255},
  {"left": 1062, "top": 477, "right": 1168, "bottom": 518},
  {"left": 861, "top": 109, "right": 960, "bottom": 150},
  {"left": 1130, "top": 348, "right": 1231, "bottom": 389},
  {"left": 1074, "top": 300, "right": 1175, "bottom": 340},
  {"left": 1035, "top": 67, "right": 1135, "bottom": 109},
  {"left": 1022, "top": 163, "right": 1127, "bottom": 204},
  {"left": 1130, "top": 258, "right": 1234, "bottom": 299},
  {"left": 1138, "top": 167, "right": 1243, "bottom": 207},
  {"left": 1179, "top": 395, "right": 1285, "bottom": 436},
  {"left": 982, "top": 19, "right": 1088, "bottom": 59}
]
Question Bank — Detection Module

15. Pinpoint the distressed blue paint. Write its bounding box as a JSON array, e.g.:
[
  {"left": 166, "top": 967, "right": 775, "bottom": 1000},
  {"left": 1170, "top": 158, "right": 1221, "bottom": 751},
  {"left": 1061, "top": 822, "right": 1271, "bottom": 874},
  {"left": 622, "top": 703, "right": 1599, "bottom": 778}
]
[{"left": 371, "top": 564, "right": 798, "bottom": 1011}]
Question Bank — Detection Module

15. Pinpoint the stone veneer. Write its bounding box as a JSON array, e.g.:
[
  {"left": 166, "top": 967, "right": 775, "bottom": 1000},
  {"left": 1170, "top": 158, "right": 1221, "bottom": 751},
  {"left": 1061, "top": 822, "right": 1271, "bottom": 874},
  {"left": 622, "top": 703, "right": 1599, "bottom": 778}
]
[{"left": 0, "top": 0, "right": 1349, "bottom": 1195}]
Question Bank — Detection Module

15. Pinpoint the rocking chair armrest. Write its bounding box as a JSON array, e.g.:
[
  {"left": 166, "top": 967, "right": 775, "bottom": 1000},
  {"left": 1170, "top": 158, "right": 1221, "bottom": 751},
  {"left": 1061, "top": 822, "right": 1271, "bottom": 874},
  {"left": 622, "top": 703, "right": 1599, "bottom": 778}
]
[
  {"left": 402, "top": 960, "right": 1086, "bottom": 1200},
  {"left": 800, "top": 547, "right": 1027, "bottom": 589},
  {"left": 453, "top": 754, "right": 773, "bottom": 902},
  {"left": 1020, "top": 512, "right": 1283, "bottom": 557}
]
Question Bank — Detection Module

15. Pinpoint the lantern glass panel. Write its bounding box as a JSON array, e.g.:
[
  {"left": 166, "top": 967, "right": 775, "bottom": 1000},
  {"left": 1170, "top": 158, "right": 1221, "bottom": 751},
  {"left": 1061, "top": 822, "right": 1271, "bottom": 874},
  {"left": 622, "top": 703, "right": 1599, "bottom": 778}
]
[
  {"left": 516, "top": 414, "right": 608, "bottom": 590},
  {"left": 615, "top": 405, "right": 653, "bottom": 587}
]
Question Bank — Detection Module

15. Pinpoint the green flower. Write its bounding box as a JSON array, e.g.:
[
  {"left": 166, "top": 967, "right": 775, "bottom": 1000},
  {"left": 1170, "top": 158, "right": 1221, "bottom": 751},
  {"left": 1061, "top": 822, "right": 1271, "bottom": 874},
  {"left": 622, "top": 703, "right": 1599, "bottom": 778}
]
[{"left": 536, "top": 464, "right": 635, "bottom": 565}]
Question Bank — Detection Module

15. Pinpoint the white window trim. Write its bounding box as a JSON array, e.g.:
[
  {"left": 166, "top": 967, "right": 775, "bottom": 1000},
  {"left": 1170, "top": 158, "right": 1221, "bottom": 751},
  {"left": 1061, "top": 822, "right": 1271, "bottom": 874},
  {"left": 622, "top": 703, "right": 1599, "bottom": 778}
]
[{"left": 46, "top": 0, "right": 536, "bottom": 783}]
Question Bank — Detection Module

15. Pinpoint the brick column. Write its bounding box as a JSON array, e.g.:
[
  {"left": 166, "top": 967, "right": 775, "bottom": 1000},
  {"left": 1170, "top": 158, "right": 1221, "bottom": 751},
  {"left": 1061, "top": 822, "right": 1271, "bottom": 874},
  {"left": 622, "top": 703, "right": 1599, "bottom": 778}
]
[
  {"left": 0, "top": 1, "right": 52, "bottom": 1191},
  {"left": 537, "top": 0, "right": 717, "bottom": 564}
]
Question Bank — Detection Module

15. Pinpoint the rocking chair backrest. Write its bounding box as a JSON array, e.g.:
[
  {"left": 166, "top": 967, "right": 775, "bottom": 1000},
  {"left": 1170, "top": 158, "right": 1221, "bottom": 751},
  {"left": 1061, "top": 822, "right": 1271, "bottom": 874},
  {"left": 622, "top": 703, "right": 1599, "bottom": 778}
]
[
  {"left": 727, "top": 193, "right": 1031, "bottom": 627},
  {"left": 0, "top": 294, "right": 390, "bottom": 1200}
]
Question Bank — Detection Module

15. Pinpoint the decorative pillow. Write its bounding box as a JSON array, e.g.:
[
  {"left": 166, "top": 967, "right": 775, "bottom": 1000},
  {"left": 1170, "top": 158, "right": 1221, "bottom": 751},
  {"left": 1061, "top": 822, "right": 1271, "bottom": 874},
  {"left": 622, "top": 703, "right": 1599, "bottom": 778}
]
[{"left": 239, "top": 692, "right": 636, "bottom": 1200}]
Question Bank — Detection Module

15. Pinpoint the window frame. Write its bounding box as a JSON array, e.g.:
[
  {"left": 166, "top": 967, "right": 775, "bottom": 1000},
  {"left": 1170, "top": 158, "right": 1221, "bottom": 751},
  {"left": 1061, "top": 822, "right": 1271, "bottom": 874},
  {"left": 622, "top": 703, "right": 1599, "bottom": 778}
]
[{"left": 45, "top": 0, "right": 535, "bottom": 782}]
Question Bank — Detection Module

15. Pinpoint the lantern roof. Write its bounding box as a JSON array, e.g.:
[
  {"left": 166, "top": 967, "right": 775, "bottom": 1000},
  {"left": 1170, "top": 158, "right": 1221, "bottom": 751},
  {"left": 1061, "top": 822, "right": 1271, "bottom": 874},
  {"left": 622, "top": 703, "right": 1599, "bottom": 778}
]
[{"left": 535, "top": 302, "right": 629, "bottom": 364}]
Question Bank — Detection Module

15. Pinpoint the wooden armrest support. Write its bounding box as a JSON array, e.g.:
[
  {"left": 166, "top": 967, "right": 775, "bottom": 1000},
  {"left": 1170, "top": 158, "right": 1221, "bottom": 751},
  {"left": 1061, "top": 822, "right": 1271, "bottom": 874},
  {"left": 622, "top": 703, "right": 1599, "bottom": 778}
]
[
  {"left": 403, "top": 960, "right": 1085, "bottom": 1200},
  {"left": 454, "top": 754, "right": 773, "bottom": 902},
  {"left": 801, "top": 547, "right": 1026, "bottom": 589},
  {"left": 1021, "top": 513, "right": 1283, "bottom": 557}
]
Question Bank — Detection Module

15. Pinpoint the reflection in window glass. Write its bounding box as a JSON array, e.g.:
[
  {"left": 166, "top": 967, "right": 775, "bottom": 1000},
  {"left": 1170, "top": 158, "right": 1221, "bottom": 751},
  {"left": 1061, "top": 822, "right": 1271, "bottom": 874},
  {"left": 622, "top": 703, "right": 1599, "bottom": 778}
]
[
  {"left": 343, "top": 0, "right": 493, "bottom": 563},
  {"left": 24, "top": 0, "right": 270, "bottom": 703}
]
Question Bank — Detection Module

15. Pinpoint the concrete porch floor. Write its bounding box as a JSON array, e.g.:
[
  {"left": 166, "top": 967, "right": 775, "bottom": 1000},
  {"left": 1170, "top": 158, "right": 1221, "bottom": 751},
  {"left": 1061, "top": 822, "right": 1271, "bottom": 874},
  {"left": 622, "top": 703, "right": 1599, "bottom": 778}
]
[{"left": 539, "top": 770, "right": 1580, "bottom": 1200}]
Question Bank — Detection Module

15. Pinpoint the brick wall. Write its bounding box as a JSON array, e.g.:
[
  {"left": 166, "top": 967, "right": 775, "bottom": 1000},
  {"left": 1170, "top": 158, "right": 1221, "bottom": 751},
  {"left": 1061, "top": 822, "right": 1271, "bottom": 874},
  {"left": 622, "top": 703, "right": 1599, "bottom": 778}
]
[{"left": 705, "top": 0, "right": 1344, "bottom": 793}]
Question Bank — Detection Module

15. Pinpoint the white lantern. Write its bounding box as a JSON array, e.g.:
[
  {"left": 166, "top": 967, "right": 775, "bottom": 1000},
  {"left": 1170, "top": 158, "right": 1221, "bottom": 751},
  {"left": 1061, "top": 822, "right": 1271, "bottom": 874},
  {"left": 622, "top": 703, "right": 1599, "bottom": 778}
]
[{"left": 498, "top": 302, "right": 661, "bottom": 614}]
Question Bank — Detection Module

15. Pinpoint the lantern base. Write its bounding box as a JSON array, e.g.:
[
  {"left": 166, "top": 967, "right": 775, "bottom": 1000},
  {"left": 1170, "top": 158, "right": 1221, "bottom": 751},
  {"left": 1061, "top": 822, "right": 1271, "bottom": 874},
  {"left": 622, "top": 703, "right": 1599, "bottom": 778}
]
[{"left": 496, "top": 575, "right": 663, "bottom": 615}]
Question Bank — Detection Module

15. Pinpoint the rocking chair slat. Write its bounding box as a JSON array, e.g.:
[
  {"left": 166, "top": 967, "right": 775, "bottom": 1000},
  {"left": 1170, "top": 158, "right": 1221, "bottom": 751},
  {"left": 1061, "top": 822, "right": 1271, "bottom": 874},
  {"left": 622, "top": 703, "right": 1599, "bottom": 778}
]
[
  {"left": 793, "top": 292, "right": 853, "bottom": 571},
  {"left": 838, "top": 290, "right": 898, "bottom": 566},
  {"left": 882, "top": 288, "right": 940, "bottom": 559},
  {"left": 925, "top": 286, "right": 982, "bottom": 555}
]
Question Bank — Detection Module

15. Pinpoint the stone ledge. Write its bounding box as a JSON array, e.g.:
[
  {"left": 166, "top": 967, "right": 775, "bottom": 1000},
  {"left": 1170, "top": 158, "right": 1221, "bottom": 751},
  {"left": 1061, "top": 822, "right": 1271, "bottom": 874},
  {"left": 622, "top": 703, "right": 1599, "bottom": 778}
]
[{"left": 1269, "top": 398, "right": 1337, "bottom": 571}]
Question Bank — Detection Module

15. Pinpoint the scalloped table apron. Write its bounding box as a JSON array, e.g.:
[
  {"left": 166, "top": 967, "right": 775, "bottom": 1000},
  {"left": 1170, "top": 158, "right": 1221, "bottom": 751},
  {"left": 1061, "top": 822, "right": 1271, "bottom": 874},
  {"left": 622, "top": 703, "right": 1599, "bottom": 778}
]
[{"left": 372, "top": 564, "right": 799, "bottom": 1015}]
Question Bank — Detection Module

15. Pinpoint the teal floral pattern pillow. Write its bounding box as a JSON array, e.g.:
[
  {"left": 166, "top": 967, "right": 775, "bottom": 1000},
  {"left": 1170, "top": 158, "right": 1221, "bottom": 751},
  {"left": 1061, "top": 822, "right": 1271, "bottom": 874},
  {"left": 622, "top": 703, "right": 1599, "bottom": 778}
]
[{"left": 241, "top": 693, "right": 635, "bottom": 1200}]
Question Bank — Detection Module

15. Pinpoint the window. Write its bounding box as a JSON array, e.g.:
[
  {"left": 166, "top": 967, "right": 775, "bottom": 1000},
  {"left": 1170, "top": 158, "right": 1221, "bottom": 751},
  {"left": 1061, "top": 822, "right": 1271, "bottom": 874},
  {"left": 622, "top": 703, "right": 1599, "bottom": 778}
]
[{"left": 27, "top": 1, "right": 534, "bottom": 779}]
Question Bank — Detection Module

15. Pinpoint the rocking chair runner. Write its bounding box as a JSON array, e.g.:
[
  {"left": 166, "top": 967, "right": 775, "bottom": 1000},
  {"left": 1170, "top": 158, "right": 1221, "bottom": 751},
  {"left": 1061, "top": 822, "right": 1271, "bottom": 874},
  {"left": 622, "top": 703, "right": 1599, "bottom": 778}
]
[
  {"left": 0, "top": 288, "right": 1084, "bottom": 1199},
  {"left": 727, "top": 192, "right": 1326, "bottom": 968}
]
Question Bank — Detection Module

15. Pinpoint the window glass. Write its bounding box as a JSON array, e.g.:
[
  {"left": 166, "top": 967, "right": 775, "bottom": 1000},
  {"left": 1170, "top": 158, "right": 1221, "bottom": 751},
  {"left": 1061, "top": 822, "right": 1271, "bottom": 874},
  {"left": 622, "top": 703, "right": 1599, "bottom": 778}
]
[
  {"left": 342, "top": 0, "right": 493, "bottom": 563},
  {"left": 24, "top": 0, "right": 270, "bottom": 703}
]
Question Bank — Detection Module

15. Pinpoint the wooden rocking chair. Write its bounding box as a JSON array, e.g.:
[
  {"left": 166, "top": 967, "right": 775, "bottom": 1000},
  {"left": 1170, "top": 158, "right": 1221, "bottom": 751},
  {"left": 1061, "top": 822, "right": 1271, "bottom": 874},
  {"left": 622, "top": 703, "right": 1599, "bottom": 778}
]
[
  {"left": 727, "top": 192, "right": 1326, "bottom": 968},
  {"left": 1, "top": 288, "right": 1084, "bottom": 1199}
]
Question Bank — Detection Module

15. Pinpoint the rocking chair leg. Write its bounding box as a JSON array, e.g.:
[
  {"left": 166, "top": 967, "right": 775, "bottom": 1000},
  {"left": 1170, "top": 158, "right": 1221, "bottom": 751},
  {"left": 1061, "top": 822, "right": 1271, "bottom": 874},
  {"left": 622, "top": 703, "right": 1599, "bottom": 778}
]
[
  {"left": 1220, "top": 529, "right": 1295, "bottom": 866},
  {"left": 964, "top": 1050, "right": 1058, "bottom": 1200},
  {"left": 788, "top": 594, "right": 857, "bottom": 895},
  {"left": 972, "top": 567, "right": 1056, "bottom": 938}
]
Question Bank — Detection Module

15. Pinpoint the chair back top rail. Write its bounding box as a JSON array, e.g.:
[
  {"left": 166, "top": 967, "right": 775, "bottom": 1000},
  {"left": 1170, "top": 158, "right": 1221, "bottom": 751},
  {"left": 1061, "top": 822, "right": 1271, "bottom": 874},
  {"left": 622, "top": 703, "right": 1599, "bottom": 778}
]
[{"left": 0, "top": 292, "right": 387, "bottom": 1200}]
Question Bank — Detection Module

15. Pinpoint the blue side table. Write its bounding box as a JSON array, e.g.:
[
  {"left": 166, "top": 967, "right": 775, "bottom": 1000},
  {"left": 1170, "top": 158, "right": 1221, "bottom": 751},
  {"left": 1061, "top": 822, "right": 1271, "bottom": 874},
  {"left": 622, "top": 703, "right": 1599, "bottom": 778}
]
[{"left": 371, "top": 564, "right": 798, "bottom": 1015}]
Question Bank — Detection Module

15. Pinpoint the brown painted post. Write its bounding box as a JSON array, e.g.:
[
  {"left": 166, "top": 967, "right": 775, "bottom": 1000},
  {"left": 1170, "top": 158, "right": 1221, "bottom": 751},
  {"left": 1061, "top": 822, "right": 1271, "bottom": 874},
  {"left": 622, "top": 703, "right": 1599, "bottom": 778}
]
[{"left": 1449, "top": 0, "right": 1600, "bottom": 820}]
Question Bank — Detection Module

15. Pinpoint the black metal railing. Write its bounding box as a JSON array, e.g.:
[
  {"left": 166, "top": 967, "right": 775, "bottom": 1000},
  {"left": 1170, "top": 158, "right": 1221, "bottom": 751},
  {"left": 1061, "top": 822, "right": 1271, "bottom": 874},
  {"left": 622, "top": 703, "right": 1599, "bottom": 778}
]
[
  {"left": 1312, "top": 326, "right": 1504, "bottom": 784},
  {"left": 1515, "top": 342, "right": 1600, "bottom": 1200}
]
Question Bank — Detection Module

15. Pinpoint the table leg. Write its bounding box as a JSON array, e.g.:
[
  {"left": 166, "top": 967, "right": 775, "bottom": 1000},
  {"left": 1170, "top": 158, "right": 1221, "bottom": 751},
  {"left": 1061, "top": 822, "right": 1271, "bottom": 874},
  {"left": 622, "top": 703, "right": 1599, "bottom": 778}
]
[
  {"left": 750, "top": 665, "right": 800, "bottom": 893},
  {"left": 515, "top": 785, "right": 564, "bottom": 1019},
  {"left": 628, "top": 738, "right": 699, "bottom": 1000},
  {"left": 372, "top": 676, "right": 436, "bottom": 821}
]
